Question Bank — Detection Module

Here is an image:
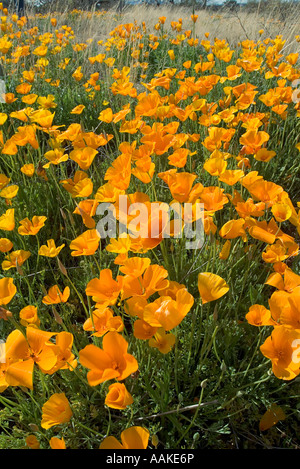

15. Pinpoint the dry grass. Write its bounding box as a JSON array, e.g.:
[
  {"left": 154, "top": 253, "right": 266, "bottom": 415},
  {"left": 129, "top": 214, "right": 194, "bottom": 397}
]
[{"left": 23, "top": 2, "right": 300, "bottom": 52}]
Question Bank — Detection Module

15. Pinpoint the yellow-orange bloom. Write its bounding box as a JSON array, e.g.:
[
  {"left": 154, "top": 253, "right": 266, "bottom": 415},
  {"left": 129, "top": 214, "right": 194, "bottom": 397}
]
[
  {"left": 246, "top": 305, "right": 275, "bottom": 326},
  {"left": 42, "top": 285, "right": 70, "bottom": 305},
  {"left": 259, "top": 404, "right": 286, "bottom": 432},
  {"left": 271, "top": 203, "right": 292, "bottom": 223},
  {"left": 0, "top": 277, "right": 17, "bottom": 305},
  {"left": 25, "top": 435, "right": 40, "bottom": 449},
  {"left": 41, "top": 393, "right": 73, "bottom": 429},
  {"left": 5, "top": 327, "right": 58, "bottom": 389},
  {"left": 83, "top": 307, "right": 124, "bottom": 337},
  {"left": 0, "top": 209, "right": 15, "bottom": 231},
  {"left": 148, "top": 328, "right": 176, "bottom": 354},
  {"left": 100, "top": 426, "right": 149, "bottom": 449},
  {"left": 69, "top": 229, "right": 100, "bottom": 256},
  {"left": 143, "top": 289, "right": 194, "bottom": 331},
  {"left": 18, "top": 216, "right": 47, "bottom": 236},
  {"left": 198, "top": 272, "right": 229, "bottom": 304},
  {"left": 0, "top": 238, "right": 13, "bottom": 253},
  {"left": 104, "top": 383, "right": 133, "bottom": 409},
  {"left": 49, "top": 437, "right": 66, "bottom": 449},
  {"left": 79, "top": 331, "right": 138, "bottom": 386},
  {"left": 260, "top": 326, "right": 300, "bottom": 380},
  {"left": 39, "top": 239, "right": 65, "bottom": 257}
]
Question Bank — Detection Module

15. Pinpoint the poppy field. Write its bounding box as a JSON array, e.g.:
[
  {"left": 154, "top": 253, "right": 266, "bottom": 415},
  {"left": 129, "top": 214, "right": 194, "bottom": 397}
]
[{"left": 0, "top": 3, "right": 300, "bottom": 450}]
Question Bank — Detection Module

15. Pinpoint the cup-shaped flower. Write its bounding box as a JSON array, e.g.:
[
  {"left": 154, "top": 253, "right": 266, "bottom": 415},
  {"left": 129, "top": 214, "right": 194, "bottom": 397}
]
[
  {"left": 19, "top": 305, "right": 40, "bottom": 327},
  {"left": 0, "top": 209, "right": 15, "bottom": 231},
  {"left": 198, "top": 272, "right": 229, "bottom": 304},
  {"left": 143, "top": 288, "right": 194, "bottom": 331},
  {"left": 25, "top": 435, "right": 40, "bottom": 449},
  {"left": 100, "top": 426, "right": 149, "bottom": 449},
  {"left": 41, "top": 393, "right": 73, "bottom": 429},
  {"left": 0, "top": 238, "right": 13, "bottom": 253},
  {"left": 0, "top": 277, "right": 17, "bottom": 305},
  {"left": 49, "top": 437, "right": 66, "bottom": 449},
  {"left": 69, "top": 229, "right": 100, "bottom": 256},
  {"left": 104, "top": 383, "right": 133, "bottom": 410}
]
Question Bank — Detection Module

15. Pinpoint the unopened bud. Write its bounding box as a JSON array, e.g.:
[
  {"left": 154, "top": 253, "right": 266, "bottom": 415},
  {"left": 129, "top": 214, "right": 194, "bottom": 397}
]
[
  {"left": 201, "top": 379, "right": 208, "bottom": 389},
  {"left": 28, "top": 423, "right": 39, "bottom": 432},
  {"left": 220, "top": 361, "right": 227, "bottom": 372},
  {"left": 52, "top": 306, "right": 63, "bottom": 325}
]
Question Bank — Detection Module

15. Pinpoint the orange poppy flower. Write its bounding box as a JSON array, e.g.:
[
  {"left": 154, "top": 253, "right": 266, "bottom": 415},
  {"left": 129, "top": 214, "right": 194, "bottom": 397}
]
[
  {"left": 42, "top": 285, "right": 70, "bottom": 305},
  {"left": 260, "top": 326, "right": 300, "bottom": 380},
  {"left": 20, "top": 164, "right": 35, "bottom": 177},
  {"left": 99, "top": 426, "right": 149, "bottom": 449},
  {"left": 143, "top": 288, "right": 194, "bottom": 330},
  {"left": 104, "top": 153, "right": 131, "bottom": 190},
  {"left": 158, "top": 170, "right": 197, "bottom": 203},
  {"left": 199, "top": 187, "right": 228, "bottom": 212},
  {"left": 19, "top": 305, "right": 40, "bottom": 327},
  {"left": 18, "top": 216, "right": 47, "bottom": 236},
  {"left": 46, "top": 332, "right": 77, "bottom": 374},
  {"left": 259, "top": 404, "right": 286, "bottom": 432},
  {"left": 248, "top": 180, "right": 283, "bottom": 207},
  {"left": 69, "top": 229, "right": 100, "bottom": 256},
  {"left": 43, "top": 149, "right": 68, "bottom": 168},
  {"left": 219, "top": 169, "right": 244, "bottom": 186},
  {"left": 41, "top": 393, "right": 73, "bottom": 429},
  {"left": 219, "top": 218, "right": 246, "bottom": 240},
  {"left": 148, "top": 328, "right": 176, "bottom": 354},
  {"left": 49, "top": 437, "right": 66, "bottom": 449},
  {"left": 0, "top": 208, "right": 15, "bottom": 231},
  {"left": 104, "top": 383, "right": 133, "bottom": 409},
  {"left": 235, "top": 198, "right": 266, "bottom": 218},
  {"left": 219, "top": 239, "right": 231, "bottom": 260},
  {"left": 198, "top": 272, "right": 229, "bottom": 304},
  {"left": 70, "top": 104, "right": 85, "bottom": 115},
  {"left": 265, "top": 267, "right": 300, "bottom": 293},
  {"left": 0, "top": 277, "right": 17, "bottom": 305},
  {"left": 73, "top": 199, "right": 99, "bottom": 229},
  {"left": 0, "top": 238, "right": 13, "bottom": 253},
  {"left": 39, "top": 239, "right": 65, "bottom": 257},
  {"left": 69, "top": 147, "right": 98, "bottom": 171},
  {"left": 83, "top": 307, "right": 124, "bottom": 337},
  {"left": 239, "top": 129, "right": 270, "bottom": 154},
  {"left": 79, "top": 331, "right": 138, "bottom": 385},
  {"left": 5, "top": 327, "right": 58, "bottom": 389},
  {"left": 271, "top": 203, "right": 292, "bottom": 223},
  {"left": 121, "top": 264, "right": 169, "bottom": 300},
  {"left": 262, "top": 241, "right": 289, "bottom": 264},
  {"left": 246, "top": 305, "right": 275, "bottom": 326},
  {"left": 254, "top": 148, "right": 276, "bottom": 162},
  {"left": 25, "top": 435, "right": 40, "bottom": 449},
  {"left": 86, "top": 269, "right": 122, "bottom": 307},
  {"left": 133, "top": 319, "right": 158, "bottom": 340},
  {"left": 168, "top": 148, "right": 191, "bottom": 168},
  {"left": 60, "top": 171, "right": 93, "bottom": 198},
  {"left": 2, "top": 249, "right": 31, "bottom": 270}
]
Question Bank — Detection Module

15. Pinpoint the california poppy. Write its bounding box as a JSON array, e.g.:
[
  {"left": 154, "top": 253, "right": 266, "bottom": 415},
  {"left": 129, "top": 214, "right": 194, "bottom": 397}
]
[
  {"left": 79, "top": 331, "right": 138, "bottom": 386},
  {"left": 41, "top": 393, "right": 73, "bottom": 429},
  {"left": 100, "top": 426, "right": 149, "bottom": 449}
]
